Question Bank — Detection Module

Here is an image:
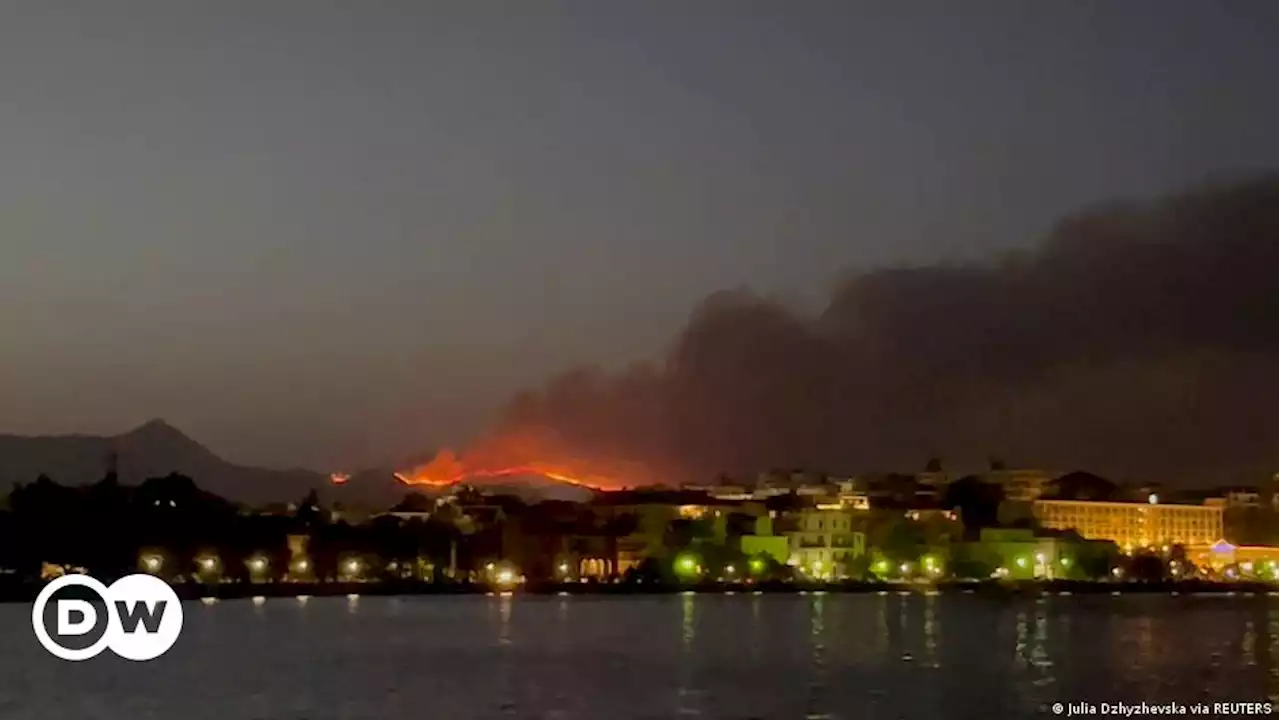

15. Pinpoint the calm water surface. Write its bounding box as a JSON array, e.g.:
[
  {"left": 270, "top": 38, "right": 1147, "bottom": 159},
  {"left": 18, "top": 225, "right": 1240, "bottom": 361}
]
[{"left": 2, "top": 592, "right": 1276, "bottom": 719}]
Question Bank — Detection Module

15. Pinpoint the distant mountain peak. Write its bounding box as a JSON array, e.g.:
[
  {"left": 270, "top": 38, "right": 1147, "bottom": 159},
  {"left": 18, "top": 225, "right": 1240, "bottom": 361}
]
[
  {"left": 0, "top": 421, "right": 330, "bottom": 504},
  {"left": 120, "top": 418, "right": 189, "bottom": 441},
  {"left": 114, "top": 419, "right": 215, "bottom": 463},
  {"left": 130, "top": 417, "right": 177, "bottom": 432}
]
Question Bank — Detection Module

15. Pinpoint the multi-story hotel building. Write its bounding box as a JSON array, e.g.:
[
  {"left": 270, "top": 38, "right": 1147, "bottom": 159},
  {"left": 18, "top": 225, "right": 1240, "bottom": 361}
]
[{"left": 1032, "top": 498, "right": 1223, "bottom": 549}]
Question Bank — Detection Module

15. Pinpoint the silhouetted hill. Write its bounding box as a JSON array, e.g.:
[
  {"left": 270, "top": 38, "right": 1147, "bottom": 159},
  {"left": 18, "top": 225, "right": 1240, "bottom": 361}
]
[{"left": 0, "top": 420, "right": 324, "bottom": 504}]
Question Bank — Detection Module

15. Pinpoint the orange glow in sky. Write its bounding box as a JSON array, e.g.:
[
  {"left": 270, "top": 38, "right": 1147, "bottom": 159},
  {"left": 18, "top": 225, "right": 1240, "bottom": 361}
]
[{"left": 393, "top": 431, "right": 651, "bottom": 491}]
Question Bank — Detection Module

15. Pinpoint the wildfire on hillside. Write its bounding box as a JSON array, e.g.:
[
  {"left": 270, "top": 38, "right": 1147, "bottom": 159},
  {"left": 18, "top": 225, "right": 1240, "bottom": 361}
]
[{"left": 393, "top": 430, "right": 651, "bottom": 492}]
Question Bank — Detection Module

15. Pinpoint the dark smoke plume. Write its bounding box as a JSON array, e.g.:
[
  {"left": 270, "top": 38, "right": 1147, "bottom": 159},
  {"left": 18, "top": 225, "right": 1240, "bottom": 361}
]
[{"left": 492, "top": 176, "right": 1277, "bottom": 487}]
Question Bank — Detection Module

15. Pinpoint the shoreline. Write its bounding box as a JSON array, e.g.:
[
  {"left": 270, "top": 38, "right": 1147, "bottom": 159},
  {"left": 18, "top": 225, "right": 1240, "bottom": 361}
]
[{"left": 3, "top": 578, "right": 1274, "bottom": 603}]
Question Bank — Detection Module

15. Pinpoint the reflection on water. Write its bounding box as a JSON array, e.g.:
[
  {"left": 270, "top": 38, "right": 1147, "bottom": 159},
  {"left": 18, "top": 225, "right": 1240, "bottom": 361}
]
[
  {"left": 807, "top": 593, "right": 829, "bottom": 720},
  {"left": 0, "top": 593, "right": 1275, "bottom": 720},
  {"left": 923, "top": 593, "right": 938, "bottom": 669},
  {"left": 676, "top": 592, "right": 698, "bottom": 717}
]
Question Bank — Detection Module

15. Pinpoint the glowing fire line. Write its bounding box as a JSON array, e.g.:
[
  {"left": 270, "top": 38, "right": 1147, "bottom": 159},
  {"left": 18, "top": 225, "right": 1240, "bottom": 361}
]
[
  {"left": 390, "top": 430, "right": 654, "bottom": 492},
  {"left": 394, "top": 465, "right": 616, "bottom": 491}
]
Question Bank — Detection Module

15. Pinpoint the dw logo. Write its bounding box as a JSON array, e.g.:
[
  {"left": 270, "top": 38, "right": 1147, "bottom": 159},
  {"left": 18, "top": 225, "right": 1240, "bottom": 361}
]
[{"left": 31, "top": 574, "right": 183, "bottom": 661}]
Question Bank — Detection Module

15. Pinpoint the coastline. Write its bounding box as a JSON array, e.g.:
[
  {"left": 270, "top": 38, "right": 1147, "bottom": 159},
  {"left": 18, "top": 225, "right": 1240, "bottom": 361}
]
[{"left": 3, "top": 578, "right": 1274, "bottom": 603}]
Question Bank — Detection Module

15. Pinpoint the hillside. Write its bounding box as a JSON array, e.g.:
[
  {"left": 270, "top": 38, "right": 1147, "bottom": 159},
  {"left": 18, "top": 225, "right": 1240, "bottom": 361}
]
[{"left": 0, "top": 420, "right": 325, "bottom": 504}]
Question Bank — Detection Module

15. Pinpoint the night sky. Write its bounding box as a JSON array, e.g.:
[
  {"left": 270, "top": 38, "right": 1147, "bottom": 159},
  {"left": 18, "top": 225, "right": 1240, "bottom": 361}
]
[{"left": 1, "top": 2, "right": 1274, "bottom": 477}]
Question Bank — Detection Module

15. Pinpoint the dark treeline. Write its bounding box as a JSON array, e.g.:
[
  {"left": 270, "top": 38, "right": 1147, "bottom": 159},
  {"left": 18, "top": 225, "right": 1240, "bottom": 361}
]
[
  {"left": 0, "top": 473, "right": 458, "bottom": 583},
  {"left": 0, "top": 473, "right": 656, "bottom": 585}
]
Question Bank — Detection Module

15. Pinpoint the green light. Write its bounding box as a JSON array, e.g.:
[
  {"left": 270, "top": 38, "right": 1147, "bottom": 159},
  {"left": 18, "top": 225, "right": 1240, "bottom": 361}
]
[
  {"left": 873, "top": 559, "right": 889, "bottom": 574},
  {"left": 675, "top": 553, "right": 700, "bottom": 579},
  {"left": 749, "top": 557, "right": 766, "bottom": 574},
  {"left": 1015, "top": 556, "right": 1028, "bottom": 569}
]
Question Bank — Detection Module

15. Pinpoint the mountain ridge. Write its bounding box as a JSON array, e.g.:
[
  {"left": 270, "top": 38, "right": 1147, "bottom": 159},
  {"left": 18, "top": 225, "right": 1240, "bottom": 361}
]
[
  {"left": 0, "top": 420, "right": 328, "bottom": 505},
  {"left": 0, "top": 421, "right": 572, "bottom": 507}
]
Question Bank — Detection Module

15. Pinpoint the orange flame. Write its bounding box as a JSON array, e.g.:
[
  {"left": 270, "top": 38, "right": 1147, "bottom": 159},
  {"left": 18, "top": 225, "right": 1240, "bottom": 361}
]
[{"left": 394, "top": 430, "right": 652, "bottom": 492}]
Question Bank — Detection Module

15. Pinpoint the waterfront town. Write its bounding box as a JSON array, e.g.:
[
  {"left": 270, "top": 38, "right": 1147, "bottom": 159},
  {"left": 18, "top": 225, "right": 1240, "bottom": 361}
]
[{"left": 8, "top": 461, "right": 1277, "bottom": 594}]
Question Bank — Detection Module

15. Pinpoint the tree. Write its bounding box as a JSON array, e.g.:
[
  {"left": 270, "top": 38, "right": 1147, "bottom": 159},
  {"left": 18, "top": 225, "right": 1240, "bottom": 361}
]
[
  {"left": 950, "top": 545, "right": 997, "bottom": 580},
  {"left": 699, "top": 543, "right": 748, "bottom": 579},
  {"left": 840, "top": 552, "right": 872, "bottom": 580},
  {"left": 294, "top": 489, "right": 324, "bottom": 527},
  {"left": 1075, "top": 541, "right": 1119, "bottom": 580},
  {"left": 623, "top": 557, "right": 667, "bottom": 584},
  {"left": 392, "top": 492, "right": 433, "bottom": 514},
  {"left": 664, "top": 518, "right": 713, "bottom": 551},
  {"left": 943, "top": 475, "right": 1004, "bottom": 536},
  {"left": 1049, "top": 472, "right": 1120, "bottom": 502},
  {"left": 9, "top": 475, "right": 83, "bottom": 572},
  {"left": 1128, "top": 552, "right": 1166, "bottom": 582},
  {"left": 872, "top": 516, "right": 927, "bottom": 563},
  {"left": 745, "top": 552, "right": 789, "bottom": 581}
]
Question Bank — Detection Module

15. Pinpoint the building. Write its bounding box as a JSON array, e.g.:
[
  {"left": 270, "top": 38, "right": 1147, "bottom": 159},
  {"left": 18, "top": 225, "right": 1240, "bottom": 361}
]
[
  {"left": 738, "top": 515, "right": 790, "bottom": 565},
  {"left": 1188, "top": 540, "right": 1279, "bottom": 576},
  {"left": 986, "top": 468, "right": 1054, "bottom": 502},
  {"left": 831, "top": 479, "right": 872, "bottom": 510},
  {"left": 1217, "top": 487, "right": 1264, "bottom": 509},
  {"left": 1033, "top": 498, "right": 1223, "bottom": 550},
  {"left": 955, "top": 528, "right": 1068, "bottom": 579},
  {"left": 915, "top": 470, "right": 948, "bottom": 503},
  {"left": 782, "top": 509, "right": 865, "bottom": 578},
  {"left": 587, "top": 490, "right": 766, "bottom": 574}
]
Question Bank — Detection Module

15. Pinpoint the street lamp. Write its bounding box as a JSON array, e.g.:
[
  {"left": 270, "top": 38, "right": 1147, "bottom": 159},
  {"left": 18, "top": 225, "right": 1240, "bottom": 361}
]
[
  {"left": 196, "top": 553, "right": 221, "bottom": 580},
  {"left": 674, "top": 553, "right": 701, "bottom": 581},
  {"left": 246, "top": 555, "right": 268, "bottom": 580}
]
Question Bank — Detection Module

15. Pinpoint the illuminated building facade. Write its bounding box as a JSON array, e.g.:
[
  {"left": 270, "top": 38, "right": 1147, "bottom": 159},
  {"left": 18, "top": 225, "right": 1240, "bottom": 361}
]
[
  {"left": 1032, "top": 499, "right": 1223, "bottom": 549},
  {"left": 785, "top": 509, "right": 865, "bottom": 578},
  {"left": 832, "top": 480, "right": 872, "bottom": 510},
  {"left": 1188, "top": 540, "right": 1280, "bottom": 573}
]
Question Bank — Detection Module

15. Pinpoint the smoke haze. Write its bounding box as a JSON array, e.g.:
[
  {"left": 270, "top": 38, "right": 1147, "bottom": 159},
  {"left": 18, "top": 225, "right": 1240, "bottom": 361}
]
[{"left": 455, "top": 177, "right": 1276, "bottom": 488}]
